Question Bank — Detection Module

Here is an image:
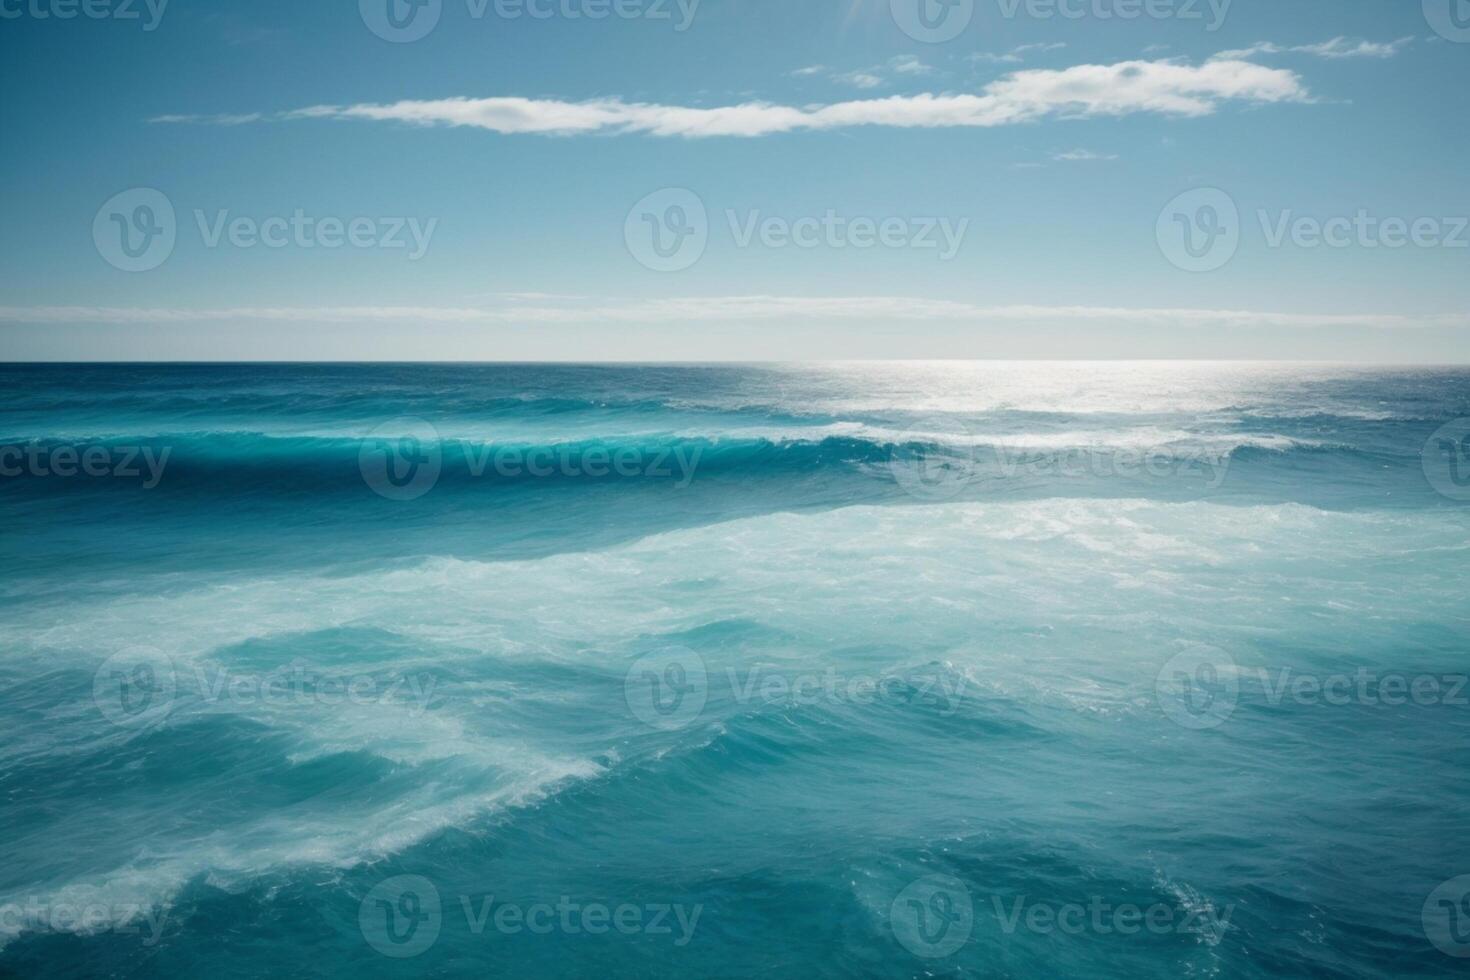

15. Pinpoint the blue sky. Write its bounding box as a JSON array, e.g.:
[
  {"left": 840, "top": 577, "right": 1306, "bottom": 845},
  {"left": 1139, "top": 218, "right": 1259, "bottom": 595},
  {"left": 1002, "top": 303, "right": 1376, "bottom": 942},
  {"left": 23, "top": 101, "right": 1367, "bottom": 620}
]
[{"left": 1, "top": 0, "right": 1468, "bottom": 360}]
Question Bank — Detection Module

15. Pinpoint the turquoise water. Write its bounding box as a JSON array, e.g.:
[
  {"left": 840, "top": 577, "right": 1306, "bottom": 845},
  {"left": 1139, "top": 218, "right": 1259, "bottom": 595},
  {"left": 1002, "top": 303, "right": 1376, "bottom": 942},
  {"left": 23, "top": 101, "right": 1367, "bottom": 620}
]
[{"left": 2, "top": 362, "right": 1468, "bottom": 977}]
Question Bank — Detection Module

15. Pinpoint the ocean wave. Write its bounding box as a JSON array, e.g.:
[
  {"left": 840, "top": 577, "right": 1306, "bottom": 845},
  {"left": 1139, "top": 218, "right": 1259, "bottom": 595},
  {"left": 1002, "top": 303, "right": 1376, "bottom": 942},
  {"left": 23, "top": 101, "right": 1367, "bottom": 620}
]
[
  {"left": 10, "top": 496, "right": 1464, "bottom": 685},
  {"left": 0, "top": 425, "right": 1382, "bottom": 491},
  {"left": 0, "top": 750, "right": 607, "bottom": 951},
  {"left": 5, "top": 494, "right": 1468, "bottom": 962}
]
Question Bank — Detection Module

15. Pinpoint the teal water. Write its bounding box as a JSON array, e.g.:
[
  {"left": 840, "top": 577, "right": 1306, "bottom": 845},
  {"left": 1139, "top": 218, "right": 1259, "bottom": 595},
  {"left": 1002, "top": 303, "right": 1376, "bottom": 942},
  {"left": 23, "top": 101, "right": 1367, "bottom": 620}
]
[{"left": 1, "top": 362, "right": 1468, "bottom": 977}]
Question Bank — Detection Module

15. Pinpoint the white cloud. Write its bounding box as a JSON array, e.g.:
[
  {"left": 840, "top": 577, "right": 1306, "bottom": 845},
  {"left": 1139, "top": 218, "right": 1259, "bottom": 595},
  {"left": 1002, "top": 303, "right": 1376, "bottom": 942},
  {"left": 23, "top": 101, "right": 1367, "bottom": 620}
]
[
  {"left": 148, "top": 112, "right": 265, "bottom": 126},
  {"left": 973, "top": 42, "right": 1067, "bottom": 64},
  {"left": 1213, "top": 43, "right": 1282, "bottom": 60},
  {"left": 155, "top": 60, "right": 1309, "bottom": 138},
  {"left": 806, "top": 55, "right": 934, "bottom": 89},
  {"left": 1214, "top": 36, "right": 1413, "bottom": 61},
  {"left": 1295, "top": 36, "right": 1413, "bottom": 58},
  {"left": 1052, "top": 148, "right": 1119, "bottom": 161},
  {"left": 3, "top": 299, "right": 1462, "bottom": 330},
  {"left": 833, "top": 71, "right": 885, "bottom": 90},
  {"left": 889, "top": 55, "right": 934, "bottom": 76}
]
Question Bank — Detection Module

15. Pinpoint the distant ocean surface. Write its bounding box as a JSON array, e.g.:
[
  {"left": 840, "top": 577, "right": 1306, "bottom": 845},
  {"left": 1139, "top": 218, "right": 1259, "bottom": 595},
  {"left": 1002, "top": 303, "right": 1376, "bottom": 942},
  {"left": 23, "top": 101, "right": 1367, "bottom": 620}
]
[{"left": 2, "top": 362, "right": 1469, "bottom": 978}]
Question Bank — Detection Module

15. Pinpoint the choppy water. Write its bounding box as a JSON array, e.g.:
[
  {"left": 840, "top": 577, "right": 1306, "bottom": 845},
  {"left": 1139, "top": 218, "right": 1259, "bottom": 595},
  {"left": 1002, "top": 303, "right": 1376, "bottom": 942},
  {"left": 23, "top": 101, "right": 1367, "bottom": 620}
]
[{"left": 2, "top": 362, "right": 1469, "bottom": 978}]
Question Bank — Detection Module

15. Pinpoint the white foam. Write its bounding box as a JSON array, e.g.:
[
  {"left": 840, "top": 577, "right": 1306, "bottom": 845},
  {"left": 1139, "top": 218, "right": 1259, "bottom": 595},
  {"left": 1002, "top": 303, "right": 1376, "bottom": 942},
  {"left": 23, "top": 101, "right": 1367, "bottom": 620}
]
[
  {"left": 0, "top": 753, "right": 603, "bottom": 949},
  {"left": 7, "top": 495, "right": 1466, "bottom": 951}
]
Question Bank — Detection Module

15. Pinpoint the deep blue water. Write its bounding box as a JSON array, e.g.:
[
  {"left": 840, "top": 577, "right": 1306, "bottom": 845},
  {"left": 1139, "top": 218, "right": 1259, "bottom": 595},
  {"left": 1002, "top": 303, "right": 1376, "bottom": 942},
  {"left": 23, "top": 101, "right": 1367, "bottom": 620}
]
[{"left": 2, "top": 362, "right": 1469, "bottom": 978}]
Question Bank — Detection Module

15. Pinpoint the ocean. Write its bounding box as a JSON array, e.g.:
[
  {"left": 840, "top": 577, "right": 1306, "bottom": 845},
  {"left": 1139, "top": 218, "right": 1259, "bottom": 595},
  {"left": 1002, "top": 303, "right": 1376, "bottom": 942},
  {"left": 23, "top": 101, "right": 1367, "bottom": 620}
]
[{"left": 1, "top": 361, "right": 1468, "bottom": 978}]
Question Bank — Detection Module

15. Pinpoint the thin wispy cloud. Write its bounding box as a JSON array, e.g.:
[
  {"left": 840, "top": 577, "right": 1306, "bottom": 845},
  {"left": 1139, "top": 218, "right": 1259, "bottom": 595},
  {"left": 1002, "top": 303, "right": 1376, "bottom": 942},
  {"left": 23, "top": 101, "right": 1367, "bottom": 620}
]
[
  {"left": 833, "top": 70, "right": 884, "bottom": 90},
  {"left": 972, "top": 42, "right": 1068, "bottom": 65},
  {"left": 888, "top": 55, "right": 934, "bottom": 76},
  {"left": 1052, "top": 149, "right": 1119, "bottom": 161},
  {"left": 153, "top": 59, "right": 1309, "bottom": 138},
  {"left": 4, "top": 299, "right": 1462, "bottom": 330},
  {"left": 803, "top": 55, "right": 935, "bottom": 90},
  {"left": 1213, "top": 36, "right": 1414, "bottom": 61},
  {"left": 149, "top": 113, "right": 265, "bottom": 126},
  {"left": 1016, "top": 147, "right": 1120, "bottom": 167}
]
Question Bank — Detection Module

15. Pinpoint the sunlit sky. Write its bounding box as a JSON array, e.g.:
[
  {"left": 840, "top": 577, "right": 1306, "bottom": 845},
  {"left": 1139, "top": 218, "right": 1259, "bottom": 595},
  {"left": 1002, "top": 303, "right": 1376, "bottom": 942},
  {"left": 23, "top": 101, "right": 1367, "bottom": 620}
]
[{"left": 1, "top": 0, "right": 1468, "bottom": 360}]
